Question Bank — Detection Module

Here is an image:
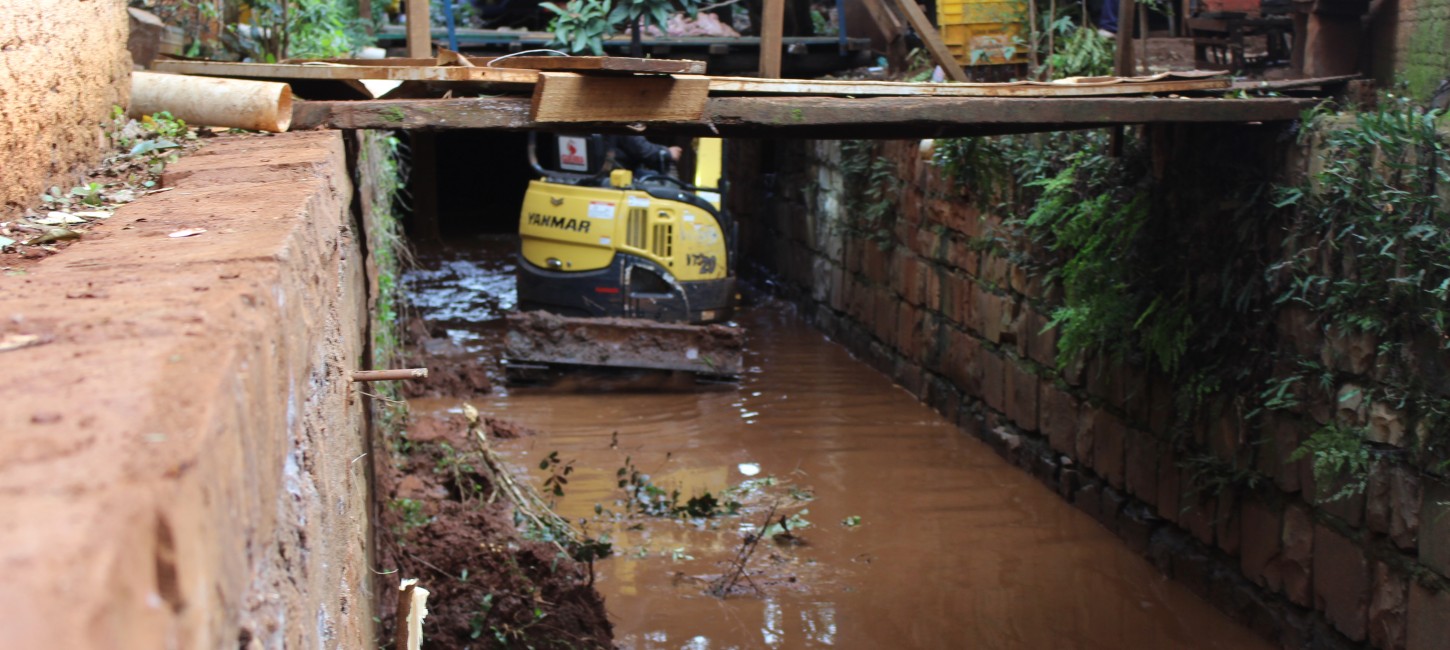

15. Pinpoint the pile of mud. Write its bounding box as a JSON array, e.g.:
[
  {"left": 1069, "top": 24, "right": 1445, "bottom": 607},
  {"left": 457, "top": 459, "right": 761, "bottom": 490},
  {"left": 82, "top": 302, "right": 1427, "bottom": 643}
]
[{"left": 374, "top": 411, "right": 612, "bottom": 649}]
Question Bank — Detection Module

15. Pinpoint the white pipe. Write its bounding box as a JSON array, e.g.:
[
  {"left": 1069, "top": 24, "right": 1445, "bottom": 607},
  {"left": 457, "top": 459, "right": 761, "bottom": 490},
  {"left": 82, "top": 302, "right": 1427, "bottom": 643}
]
[{"left": 130, "top": 71, "right": 293, "bottom": 133}]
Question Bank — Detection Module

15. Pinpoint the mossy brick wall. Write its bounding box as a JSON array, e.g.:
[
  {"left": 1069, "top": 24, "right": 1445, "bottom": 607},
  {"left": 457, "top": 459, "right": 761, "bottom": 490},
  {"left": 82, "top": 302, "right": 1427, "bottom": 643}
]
[
  {"left": 729, "top": 132, "right": 1450, "bottom": 650},
  {"left": 1371, "top": 0, "right": 1450, "bottom": 99}
]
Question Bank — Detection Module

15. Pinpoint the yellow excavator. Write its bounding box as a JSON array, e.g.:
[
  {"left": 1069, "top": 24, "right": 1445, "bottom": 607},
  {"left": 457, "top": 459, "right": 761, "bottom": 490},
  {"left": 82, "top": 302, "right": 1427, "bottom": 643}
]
[{"left": 503, "top": 133, "right": 743, "bottom": 383}]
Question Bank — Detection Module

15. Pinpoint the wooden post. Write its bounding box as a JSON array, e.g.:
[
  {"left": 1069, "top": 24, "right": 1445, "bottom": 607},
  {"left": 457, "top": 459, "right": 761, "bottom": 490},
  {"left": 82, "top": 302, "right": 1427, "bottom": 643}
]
[
  {"left": 359, "top": 0, "right": 372, "bottom": 26},
  {"left": 406, "top": 0, "right": 431, "bottom": 58},
  {"left": 396, "top": 579, "right": 430, "bottom": 650},
  {"left": 1137, "top": 2, "right": 1148, "bottom": 74},
  {"left": 1114, "top": 0, "right": 1135, "bottom": 77},
  {"left": 890, "top": 0, "right": 970, "bottom": 82},
  {"left": 760, "top": 0, "right": 785, "bottom": 78},
  {"left": 1027, "top": 0, "right": 1039, "bottom": 72}
]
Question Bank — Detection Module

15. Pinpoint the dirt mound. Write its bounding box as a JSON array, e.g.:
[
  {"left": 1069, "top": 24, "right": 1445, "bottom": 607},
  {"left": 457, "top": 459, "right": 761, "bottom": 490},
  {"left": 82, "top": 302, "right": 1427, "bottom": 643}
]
[{"left": 375, "top": 419, "right": 610, "bottom": 649}]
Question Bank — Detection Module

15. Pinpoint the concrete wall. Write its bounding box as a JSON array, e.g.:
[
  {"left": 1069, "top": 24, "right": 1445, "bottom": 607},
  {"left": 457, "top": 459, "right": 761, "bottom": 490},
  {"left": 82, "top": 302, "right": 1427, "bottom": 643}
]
[
  {"left": 0, "top": 132, "right": 375, "bottom": 648},
  {"left": 0, "top": 0, "right": 131, "bottom": 211},
  {"left": 731, "top": 133, "right": 1449, "bottom": 650}
]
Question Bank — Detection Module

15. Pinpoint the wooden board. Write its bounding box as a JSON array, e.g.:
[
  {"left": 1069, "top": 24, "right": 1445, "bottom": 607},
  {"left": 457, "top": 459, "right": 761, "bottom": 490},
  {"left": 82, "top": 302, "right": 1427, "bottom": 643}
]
[
  {"left": 152, "top": 59, "right": 539, "bottom": 84},
  {"left": 489, "top": 56, "right": 706, "bottom": 74},
  {"left": 705, "top": 75, "right": 1231, "bottom": 97},
  {"left": 888, "top": 0, "right": 969, "bottom": 82},
  {"left": 530, "top": 72, "right": 710, "bottom": 122},
  {"left": 294, "top": 95, "right": 1320, "bottom": 138}
]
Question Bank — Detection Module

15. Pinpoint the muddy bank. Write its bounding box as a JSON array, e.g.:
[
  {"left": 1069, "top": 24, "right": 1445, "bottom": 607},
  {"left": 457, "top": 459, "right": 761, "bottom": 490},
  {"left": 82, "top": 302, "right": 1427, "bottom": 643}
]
[{"left": 375, "top": 402, "right": 612, "bottom": 648}]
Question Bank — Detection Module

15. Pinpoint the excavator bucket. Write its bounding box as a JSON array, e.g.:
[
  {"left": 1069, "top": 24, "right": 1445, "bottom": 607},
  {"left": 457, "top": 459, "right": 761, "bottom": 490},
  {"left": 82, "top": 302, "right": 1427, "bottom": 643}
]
[{"left": 503, "top": 311, "right": 744, "bottom": 383}]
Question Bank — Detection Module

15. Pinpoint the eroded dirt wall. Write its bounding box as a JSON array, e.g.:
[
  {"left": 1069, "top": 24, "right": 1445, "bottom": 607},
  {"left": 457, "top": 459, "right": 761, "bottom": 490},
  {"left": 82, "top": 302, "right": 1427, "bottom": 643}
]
[
  {"left": 0, "top": 0, "right": 131, "bottom": 211},
  {"left": 730, "top": 134, "right": 1449, "bottom": 650},
  {"left": 0, "top": 132, "right": 374, "bottom": 648}
]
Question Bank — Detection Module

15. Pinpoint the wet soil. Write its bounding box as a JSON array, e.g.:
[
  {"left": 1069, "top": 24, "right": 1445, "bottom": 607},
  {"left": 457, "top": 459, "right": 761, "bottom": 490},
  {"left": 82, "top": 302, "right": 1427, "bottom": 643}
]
[
  {"left": 375, "top": 412, "right": 612, "bottom": 648},
  {"left": 401, "top": 241, "right": 1276, "bottom": 649}
]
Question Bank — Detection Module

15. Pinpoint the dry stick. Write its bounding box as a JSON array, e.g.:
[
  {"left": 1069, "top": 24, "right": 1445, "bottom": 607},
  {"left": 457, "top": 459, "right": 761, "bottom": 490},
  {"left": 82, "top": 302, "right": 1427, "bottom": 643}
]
[
  {"left": 711, "top": 503, "right": 778, "bottom": 597},
  {"left": 470, "top": 422, "right": 580, "bottom": 554},
  {"left": 352, "top": 368, "right": 429, "bottom": 382}
]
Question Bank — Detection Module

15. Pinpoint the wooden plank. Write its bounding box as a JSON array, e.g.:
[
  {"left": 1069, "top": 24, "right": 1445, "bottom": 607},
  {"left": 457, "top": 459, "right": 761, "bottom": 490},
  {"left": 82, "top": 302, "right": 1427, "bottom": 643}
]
[
  {"left": 152, "top": 59, "right": 539, "bottom": 84},
  {"left": 705, "top": 76, "right": 1231, "bottom": 96},
  {"left": 489, "top": 56, "right": 706, "bottom": 74},
  {"left": 760, "top": 0, "right": 785, "bottom": 77},
  {"left": 858, "top": 0, "right": 905, "bottom": 39},
  {"left": 530, "top": 72, "right": 710, "bottom": 122},
  {"left": 293, "top": 95, "right": 1321, "bottom": 137},
  {"left": 889, "top": 0, "right": 969, "bottom": 82}
]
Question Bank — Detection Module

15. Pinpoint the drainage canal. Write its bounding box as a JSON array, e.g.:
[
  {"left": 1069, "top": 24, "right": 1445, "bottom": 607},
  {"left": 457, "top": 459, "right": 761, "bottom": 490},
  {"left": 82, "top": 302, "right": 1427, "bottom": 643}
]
[{"left": 400, "top": 240, "right": 1272, "bottom": 649}]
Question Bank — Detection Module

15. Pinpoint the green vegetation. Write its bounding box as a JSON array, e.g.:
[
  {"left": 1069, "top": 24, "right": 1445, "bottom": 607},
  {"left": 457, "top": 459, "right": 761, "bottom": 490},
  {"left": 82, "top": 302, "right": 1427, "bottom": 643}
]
[
  {"left": 930, "top": 95, "right": 1450, "bottom": 500},
  {"left": 132, "top": 0, "right": 374, "bottom": 61},
  {"left": 356, "top": 131, "right": 411, "bottom": 437},
  {"left": 542, "top": 0, "right": 696, "bottom": 55}
]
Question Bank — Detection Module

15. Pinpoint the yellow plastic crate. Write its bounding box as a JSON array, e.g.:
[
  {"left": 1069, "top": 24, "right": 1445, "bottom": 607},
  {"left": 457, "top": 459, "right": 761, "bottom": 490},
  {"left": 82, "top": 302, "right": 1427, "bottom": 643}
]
[{"left": 937, "top": 0, "right": 1028, "bottom": 66}]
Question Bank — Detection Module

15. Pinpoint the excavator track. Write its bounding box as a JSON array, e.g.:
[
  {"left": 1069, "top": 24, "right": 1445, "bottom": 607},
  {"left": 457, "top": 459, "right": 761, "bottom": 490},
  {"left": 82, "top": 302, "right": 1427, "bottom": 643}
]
[{"left": 503, "top": 311, "right": 744, "bottom": 384}]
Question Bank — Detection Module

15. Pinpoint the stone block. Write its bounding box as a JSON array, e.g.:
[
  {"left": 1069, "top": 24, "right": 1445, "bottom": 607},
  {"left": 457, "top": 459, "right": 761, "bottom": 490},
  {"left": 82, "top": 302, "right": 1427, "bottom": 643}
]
[
  {"left": 1408, "top": 583, "right": 1450, "bottom": 650},
  {"left": 1281, "top": 503, "right": 1315, "bottom": 607},
  {"left": 1146, "top": 375, "right": 1174, "bottom": 436},
  {"left": 981, "top": 253, "right": 1011, "bottom": 289},
  {"left": 942, "top": 327, "right": 982, "bottom": 397},
  {"left": 975, "top": 289, "right": 1005, "bottom": 343},
  {"left": 1179, "top": 491, "right": 1217, "bottom": 547},
  {"left": 1124, "top": 431, "right": 1160, "bottom": 505},
  {"left": 1156, "top": 447, "right": 1181, "bottom": 524},
  {"left": 1004, "top": 359, "right": 1040, "bottom": 432},
  {"left": 1420, "top": 479, "right": 1450, "bottom": 578},
  {"left": 895, "top": 302, "right": 922, "bottom": 359},
  {"left": 1074, "top": 407, "right": 1095, "bottom": 471},
  {"left": 1216, "top": 493, "right": 1241, "bottom": 556},
  {"left": 1240, "top": 498, "right": 1283, "bottom": 590},
  {"left": 923, "top": 265, "right": 943, "bottom": 312},
  {"left": 1368, "top": 401, "right": 1409, "bottom": 447},
  {"left": 1390, "top": 467, "right": 1421, "bottom": 551},
  {"left": 1313, "top": 523, "right": 1369, "bottom": 641},
  {"left": 1324, "top": 324, "right": 1377, "bottom": 376},
  {"left": 1261, "top": 413, "right": 1304, "bottom": 494},
  {"left": 1039, "top": 381, "right": 1079, "bottom": 456},
  {"left": 1369, "top": 562, "right": 1408, "bottom": 650},
  {"left": 980, "top": 350, "right": 1006, "bottom": 414},
  {"left": 1092, "top": 411, "right": 1127, "bottom": 490},
  {"left": 1026, "top": 308, "right": 1057, "bottom": 367},
  {"left": 1276, "top": 306, "right": 1325, "bottom": 358},
  {"left": 1336, "top": 383, "right": 1368, "bottom": 427},
  {"left": 945, "top": 233, "right": 980, "bottom": 274}
]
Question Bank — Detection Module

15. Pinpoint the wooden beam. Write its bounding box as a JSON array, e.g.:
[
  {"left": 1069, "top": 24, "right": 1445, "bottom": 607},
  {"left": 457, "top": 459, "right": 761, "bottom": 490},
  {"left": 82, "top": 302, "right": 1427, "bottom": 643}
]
[
  {"left": 889, "top": 0, "right": 969, "bottom": 82},
  {"left": 491, "top": 56, "right": 706, "bottom": 74},
  {"left": 293, "top": 95, "right": 1321, "bottom": 138},
  {"left": 706, "top": 75, "right": 1229, "bottom": 96},
  {"left": 152, "top": 59, "right": 539, "bottom": 84},
  {"left": 530, "top": 72, "right": 710, "bottom": 122},
  {"left": 760, "top": 0, "right": 785, "bottom": 78},
  {"left": 407, "top": 0, "right": 431, "bottom": 58}
]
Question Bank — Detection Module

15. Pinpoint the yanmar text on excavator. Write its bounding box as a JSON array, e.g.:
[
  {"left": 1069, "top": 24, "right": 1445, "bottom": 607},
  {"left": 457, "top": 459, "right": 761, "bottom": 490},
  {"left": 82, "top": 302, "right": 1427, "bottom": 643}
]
[{"left": 503, "top": 133, "right": 745, "bottom": 383}]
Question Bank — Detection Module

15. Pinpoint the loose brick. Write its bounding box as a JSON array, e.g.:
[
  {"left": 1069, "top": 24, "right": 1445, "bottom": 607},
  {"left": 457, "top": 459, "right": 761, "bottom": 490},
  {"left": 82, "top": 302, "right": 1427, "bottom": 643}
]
[
  {"left": 1314, "top": 523, "right": 1370, "bottom": 641},
  {"left": 1004, "top": 359, "right": 1040, "bottom": 432},
  {"left": 1039, "top": 380, "right": 1079, "bottom": 456}
]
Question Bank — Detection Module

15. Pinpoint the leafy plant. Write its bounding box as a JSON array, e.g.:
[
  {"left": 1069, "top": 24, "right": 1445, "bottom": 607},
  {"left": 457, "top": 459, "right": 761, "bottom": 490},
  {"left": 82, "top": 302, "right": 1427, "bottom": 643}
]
[
  {"left": 1290, "top": 423, "right": 1371, "bottom": 502},
  {"left": 542, "top": 0, "right": 612, "bottom": 55}
]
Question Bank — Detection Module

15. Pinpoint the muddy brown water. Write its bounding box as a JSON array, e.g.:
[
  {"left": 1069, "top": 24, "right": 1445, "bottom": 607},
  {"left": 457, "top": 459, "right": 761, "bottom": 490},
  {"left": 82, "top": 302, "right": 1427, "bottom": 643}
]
[{"left": 405, "top": 245, "right": 1271, "bottom": 650}]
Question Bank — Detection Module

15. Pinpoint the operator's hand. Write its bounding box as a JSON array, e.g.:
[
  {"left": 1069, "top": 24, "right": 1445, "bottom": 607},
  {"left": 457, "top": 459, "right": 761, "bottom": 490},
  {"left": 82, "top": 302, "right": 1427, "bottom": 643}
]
[{"left": 668, "top": 146, "right": 683, "bottom": 161}]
